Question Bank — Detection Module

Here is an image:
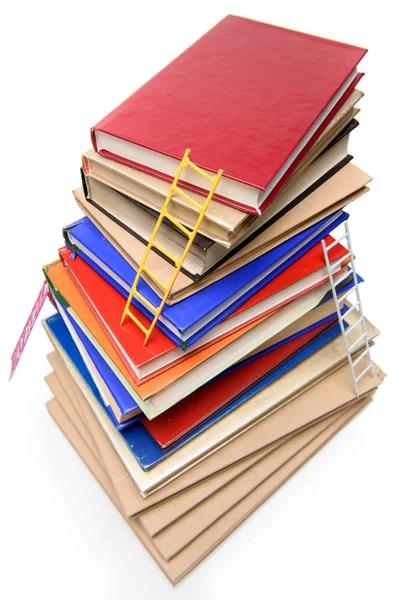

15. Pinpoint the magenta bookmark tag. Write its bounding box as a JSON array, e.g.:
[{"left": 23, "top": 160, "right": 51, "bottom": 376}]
[{"left": 9, "top": 281, "right": 49, "bottom": 380}]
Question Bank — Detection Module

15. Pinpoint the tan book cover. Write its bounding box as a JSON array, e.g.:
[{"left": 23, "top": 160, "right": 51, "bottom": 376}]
[
  {"left": 46, "top": 390, "right": 371, "bottom": 584},
  {"left": 44, "top": 307, "right": 380, "bottom": 498},
  {"left": 47, "top": 362, "right": 378, "bottom": 545},
  {"left": 44, "top": 312, "right": 382, "bottom": 522}
]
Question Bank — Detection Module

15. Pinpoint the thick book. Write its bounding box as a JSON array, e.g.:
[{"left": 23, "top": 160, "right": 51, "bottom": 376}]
[
  {"left": 83, "top": 121, "right": 355, "bottom": 279},
  {"left": 45, "top": 381, "right": 373, "bottom": 585},
  {"left": 91, "top": 15, "right": 366, "bottom": 213},
  {"left": 63, "top": 211, "right": 349, "bottom": 347}
]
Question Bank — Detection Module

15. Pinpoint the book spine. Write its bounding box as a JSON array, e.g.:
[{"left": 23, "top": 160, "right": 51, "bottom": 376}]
[
  {"left": 82, "top": 153, "right": 90, "bottom": 175},
  {"left": 90, "top": 127, "right": 98, "bottom": 153}
]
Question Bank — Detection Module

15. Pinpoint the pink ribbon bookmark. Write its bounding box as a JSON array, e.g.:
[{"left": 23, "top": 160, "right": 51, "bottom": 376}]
[{"left": 9, "top": 281, "right": 49, "bottom": 381}]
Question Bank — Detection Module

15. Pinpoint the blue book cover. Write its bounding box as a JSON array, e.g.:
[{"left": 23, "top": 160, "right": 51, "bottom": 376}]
[
  {"left": 46, "top": 312, "right": 344, "bottom": 472},
  {"left": 52, "top": 299, "right": 140, "bottom": 418},
  {"left": 64, "top": 211, "right": 348, "bottom": 348},
  {"left": 46, "top": 313, "right": 141, "bottom": 430}
]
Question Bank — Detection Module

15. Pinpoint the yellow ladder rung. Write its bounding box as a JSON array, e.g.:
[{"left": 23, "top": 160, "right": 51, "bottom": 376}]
[
  {"left": 164, "top": 212, "right": 192, "bottom": 237},
  {"left": 186, "top": 159, "right": 215, "bottom": 182},
  {"left": 151, "top": 240, "right": 180, "bottom": 265},
  {"left": 141, "top": 265, "right": 168, "bottom": 291},
  {"left": 134, "top": 290, "right": 158, "bottom": 313},
  {"left": 173, "top": 186, "right": 203, "bottom": 210},
  {"left": 124, "top": 311, "right": 149, "bottom": 336},
  {"left": 121, "top": 148, "right": 223, "bottom": 345}
]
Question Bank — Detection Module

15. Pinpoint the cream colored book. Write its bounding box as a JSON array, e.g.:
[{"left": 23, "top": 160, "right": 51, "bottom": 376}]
[
  {"left": 43, "top": 308, "right": 380, "bottom": 497},
  {"left": 46, "top": 353, "right": 376, "bottom": 525}
]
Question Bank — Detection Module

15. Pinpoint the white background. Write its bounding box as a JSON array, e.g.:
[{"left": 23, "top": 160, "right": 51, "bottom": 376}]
[{"left": 0, "top": 1, "right": 399, "bottom": 598}]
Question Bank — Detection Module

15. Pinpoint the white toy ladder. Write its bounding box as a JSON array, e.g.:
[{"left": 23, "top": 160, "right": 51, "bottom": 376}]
[{"left": 321, "top": 220, "right": 374, "bottom": 397}]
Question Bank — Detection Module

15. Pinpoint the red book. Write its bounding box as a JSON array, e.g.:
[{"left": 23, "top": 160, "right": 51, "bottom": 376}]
[
  {"left": 143, "top": 321, "right": 332, "bottom": 449},
  {"left": 228, "top": 234, "right": 348, "bottom": 319},
  {"left": 91, "top": 15, "right": 366, "bottom": 214}
]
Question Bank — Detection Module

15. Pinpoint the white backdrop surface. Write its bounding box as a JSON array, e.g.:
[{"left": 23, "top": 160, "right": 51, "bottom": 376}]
[{"left": 0, "top": 2, "right": 398, "bottom": 598}]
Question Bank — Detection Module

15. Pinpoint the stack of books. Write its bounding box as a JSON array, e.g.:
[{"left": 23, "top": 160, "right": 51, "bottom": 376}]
[{"left": 36, "top": 16, "right": 384, "bottom": 584}]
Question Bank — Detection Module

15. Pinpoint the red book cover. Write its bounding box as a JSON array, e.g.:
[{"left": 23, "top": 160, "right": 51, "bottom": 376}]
[
  {"left": 228, "top": 234, "right": 348, "bottom": 319},
  {"left": 143, "top": 321, "right": 333, "bottom": 449},
  {"left": 91, "top": 15, "right": 366, "bottom": 213},
  {"left": 59, "top": 247, "right": 176, "bottom": 369}
]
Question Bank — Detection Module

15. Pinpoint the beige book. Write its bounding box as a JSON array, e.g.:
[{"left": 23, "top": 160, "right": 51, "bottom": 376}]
[
  {"left": 44, "top": 307, "right": 380, "bottom": 498},
  {"left": 74, "top": 162, "right": 371, "bottom": 304},
  {"left": 46, "top": 391, "right": 371, "bottom": 584},
  {"left": 45, "top": 351, "right": 349, "bottom": 516},
  {"left": 148, "top": 394, "right": 372, "bottom": 561},
  {"left": 46, "top": 356, "right": 381, "bottom": 533}
]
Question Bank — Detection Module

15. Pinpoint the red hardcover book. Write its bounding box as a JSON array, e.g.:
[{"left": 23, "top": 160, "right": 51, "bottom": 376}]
[
  {"left": 228, "top": 234, "right": 348, "bottom": 319},
  {"left": 143, "top": 321, "right": 333, "bottom": 449},
  {"left": 91, "top": 15, "right": 366, "bottom": 214}
]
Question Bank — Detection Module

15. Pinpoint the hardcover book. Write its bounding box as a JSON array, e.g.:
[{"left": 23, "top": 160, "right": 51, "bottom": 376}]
[{"left": 91, "top": 15, "right": 366, "bottom": 213}]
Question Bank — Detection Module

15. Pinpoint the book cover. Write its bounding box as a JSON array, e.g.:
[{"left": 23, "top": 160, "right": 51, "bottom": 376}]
[{"left": 45, "top": 258, "right": 341, "bottom": 417}]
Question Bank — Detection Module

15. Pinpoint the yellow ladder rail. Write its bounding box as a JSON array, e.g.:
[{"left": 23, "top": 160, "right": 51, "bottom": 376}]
[{"left": 120, "top": 149, "right": 223, "bottom": 345}]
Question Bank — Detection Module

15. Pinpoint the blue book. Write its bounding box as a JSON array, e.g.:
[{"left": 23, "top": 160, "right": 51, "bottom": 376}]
[
  {"left": 46, "top": 313, "right": 142, "bottom": 430},
  {"left": 45, "top": 312, "right": 344, "bottom": 471},
  {"left": 64, "top": 210, "right": 348, "bottom": 348}
]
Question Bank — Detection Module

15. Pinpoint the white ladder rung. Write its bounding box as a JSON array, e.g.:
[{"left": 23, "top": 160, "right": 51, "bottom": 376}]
[
  {"left": 325, "top": 232, "right": 351, "bottom": 252},
  {"left": 343, "top": 301, "right": 360, "bottom": 320},
  {"left": 339, "top": 287, "right": 356, "bottom": 304},
  {"left": 345, "top": 318, "right": 363, "bottom": 337},
  {"left": 330, "top": 252, "right": 352, "bottom": 272},
  {"left": 348, "top": 333, "right": 367, "bottom": 352},
  {"left": 352, "top": 348, "right": 371, "bottom": 369},
  {"left": 334, "top": 269, "right": 354, "bottom": 288},
  {"left": 324, "top": 233, "right": 348, "bottom": 251},
  {"left": 356, "top": 364, "right": 374, "bottom": 383},
  {"left": 321, "top": 220, "right": 373, "bottom": 397}
]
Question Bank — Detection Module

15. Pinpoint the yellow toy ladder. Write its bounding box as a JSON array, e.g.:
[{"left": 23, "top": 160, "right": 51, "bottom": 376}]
[{"left": 120, "top": 149, "right": 224, "bottom": 345}]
